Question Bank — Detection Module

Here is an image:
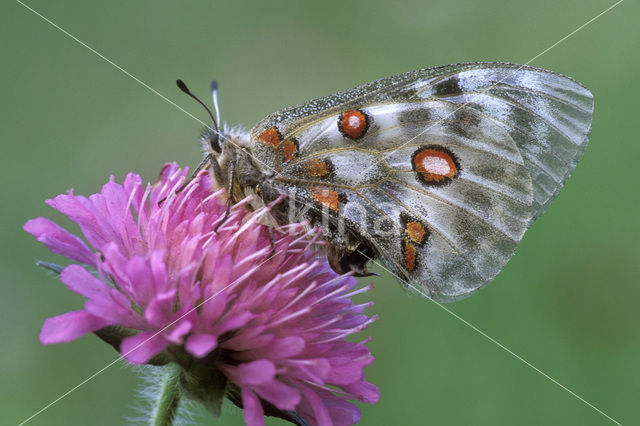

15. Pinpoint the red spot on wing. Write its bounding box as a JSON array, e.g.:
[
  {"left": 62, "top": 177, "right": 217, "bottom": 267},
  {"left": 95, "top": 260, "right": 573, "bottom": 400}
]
[
  {"left": 310, "top": 187, "right": 340, "bottom": 211},
  {"left": 258, "top": 127, "right": 281, "bottom": 147},
  {"left": 402, "top": 239, "right": 417, "bottom": 271},
  {"left": 303, "top": 159, "right": 331, "bottom": 178},
  {"left": 406, "top": 221, "right": 427, "bottom": 245},
  {"left": 281, "top": 139, "right": 298, "bottom": 162},
  {"left": 412, "top": 146, "right": 459, "bottom": 184},
  {"left": 338, "top": 109, "right": 369, "bottom": 140}
]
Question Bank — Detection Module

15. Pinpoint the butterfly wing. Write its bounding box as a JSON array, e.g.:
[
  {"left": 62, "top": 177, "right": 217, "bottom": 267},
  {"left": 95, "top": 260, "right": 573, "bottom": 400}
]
[{"left": 249, "top": 63, "right": 593, "bottom": 301}]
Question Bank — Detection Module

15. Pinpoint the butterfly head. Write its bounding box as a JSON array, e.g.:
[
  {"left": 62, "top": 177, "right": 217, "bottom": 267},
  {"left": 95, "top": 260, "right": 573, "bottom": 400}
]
[
  {"left": 176, "top": 78, "right": 265, "bottom": 201},
  {"left": 177, "top": 78, "right": 262, "bottom": 176}
]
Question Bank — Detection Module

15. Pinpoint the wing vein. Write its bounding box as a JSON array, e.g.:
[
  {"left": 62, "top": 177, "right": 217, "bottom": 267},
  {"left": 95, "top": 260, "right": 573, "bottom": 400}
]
[
  {"left": 386, "top": 177, "right": 520, "bottom": 242},
  {"left": 388, "top": 172, "right": 531, "bottom": 205},
  {"left": 435, "top": 98, "right": 573, "bottom": 182},
  {"left": 439, "top": 92, "right": 582, "bottom": 147}
]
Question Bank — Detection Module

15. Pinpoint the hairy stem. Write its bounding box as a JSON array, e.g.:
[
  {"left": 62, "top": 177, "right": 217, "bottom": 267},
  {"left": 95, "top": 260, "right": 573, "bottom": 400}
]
[{"left": 150, "top": 364, "right": 182, "bottom": 426}]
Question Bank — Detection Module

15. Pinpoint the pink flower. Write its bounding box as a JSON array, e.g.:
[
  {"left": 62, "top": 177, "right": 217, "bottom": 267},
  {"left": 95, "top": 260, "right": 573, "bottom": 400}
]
[{"left": 24, "top": 163, "right": 379, "bottom": 426}]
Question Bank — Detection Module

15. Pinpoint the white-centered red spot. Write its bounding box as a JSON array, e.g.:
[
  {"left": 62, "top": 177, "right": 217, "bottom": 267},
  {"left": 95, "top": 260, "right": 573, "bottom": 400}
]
[
  {"left": 338, "top": 109, "right": 368, "bottom": 140},
  {"left": 412, "top": 146, "right": 459, "bottom": 184}
]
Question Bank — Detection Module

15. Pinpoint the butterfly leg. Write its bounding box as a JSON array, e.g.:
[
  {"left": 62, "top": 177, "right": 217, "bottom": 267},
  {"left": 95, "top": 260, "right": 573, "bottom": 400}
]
[
  {"left": 209, "top": 156, "right": 224, "bottom": 188},
  {"left": 267, "top": 223, "right": 277, "bottom": 258},
  {"left": 214, "top": 159, "right": 236, "bottom": 232},
  {"left": 251, "top": 182, "right": 277, "bottom": 256}
]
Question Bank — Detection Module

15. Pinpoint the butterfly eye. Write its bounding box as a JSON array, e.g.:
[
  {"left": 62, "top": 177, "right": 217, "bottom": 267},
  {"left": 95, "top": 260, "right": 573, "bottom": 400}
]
[{"left": 201, "top": 128, "right": 221, "bottom": 153}]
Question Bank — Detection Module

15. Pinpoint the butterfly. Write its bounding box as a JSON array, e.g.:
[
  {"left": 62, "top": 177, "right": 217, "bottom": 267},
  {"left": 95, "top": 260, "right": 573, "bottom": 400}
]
[{"left": 179, "top": 62, "right": 593, "bottom": 302}]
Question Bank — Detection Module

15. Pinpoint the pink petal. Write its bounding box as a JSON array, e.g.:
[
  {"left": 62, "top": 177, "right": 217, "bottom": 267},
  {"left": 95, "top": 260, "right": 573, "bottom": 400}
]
[
  {"left": 157, "top": 163, "right": 181, "bottom": 185},
  {"left": 255, "top": 380, "right": 300, "bottom": 410},
  {"left": 326, "top": 362, "right": 363, "bottom": 385},
  {"left": 200, "top": 288, "right": 229, "bottom": 325},
  {"left": 100, "top": 179, "right": 128, "bottom": 233},
  {"left": 293, "top": 358, "right": 331, "bottom": 383},
  {"left": 223, "top": 327, "right": 274, "bottom": 351},
  {"left": 125, "top": 256, "right": 154, "bottom": 303},
  {"left": 242, "top": 388, "right": 265, "bottom": 426},
  {"left": 101, "top": 178, "right": 139, "bottom": 245},
  {"left": 40, "top": 310, "right": 110, "bottom": 344},
  {"left": 185, "top": 333, "right": 218, "bottom": 357},
  {"left": 121, "top": 331, "right": 168, "bottom": 364},
  {"left": 123, "top": 173, "right": 144, "bottom": 212},
  {"left": 60, "top": 265, "right": 108, "bottom": 299},
  {"left": 99, "top": 243, "right": 136, "bottom": 299},
  {"left": 24, "top": 218, "right": 95, "bottom": 265},
  {"left": 46, "top": 192, "right": 110, "bottom": 250},
  {"left": 262, "top": 336, "right": 305, "bottom": 359},
  {"left": 149, "top": 250, "right": 168, "bottom": 294},
  {"left": 300, "top": 385, "right": 332, "bottom": 426},
  {"left": 84, "top": 289, "right": 143, "bottom": 328},
  {"left": 165, "top": 319, "right": 193, "bottom": 343},
  {"left": 342, "top": 380, "right": 380, "bottom": 404},
  {"left": 227, "top": 360, "right": 275, "bottom": 386},
  {"left": 325, "top": 398, "right": 361, "bottom": 426},
  {"left": 215, "top": 312, "right": 254, "bottom": 335},
  {"left": 144, "top": 290, "right": 177, "bottom": 326}
]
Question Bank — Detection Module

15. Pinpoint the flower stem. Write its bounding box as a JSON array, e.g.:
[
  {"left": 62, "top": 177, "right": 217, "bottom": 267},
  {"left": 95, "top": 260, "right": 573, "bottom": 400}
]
[{"left": 150, "top": 364, "right": 182, "bottom": 426}]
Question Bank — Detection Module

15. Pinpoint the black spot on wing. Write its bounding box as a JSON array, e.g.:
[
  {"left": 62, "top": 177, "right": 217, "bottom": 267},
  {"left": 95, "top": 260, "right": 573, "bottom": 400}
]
[
  {"left": 461, "top": 189, "right": 494, "bottom": 213},
  {"left": 472, "top": 163, "right": 508, "bottom": 182},
  {"left": 451, "top": 211, "right": 482, "bottom": 253},
  {"left": 374, "top": 216, "right": 395, "bottom": 234},
  {"left": 452, "top": 108, "right": 482, "bottom": 127},
  {"left": 442, "top": 108, "right": 483, "bottom": 140},
  {"left": 397, "top": 107, "right": 433, "bottom": 124},
  {"left": 433, "top": 76, "right": 463, "bottom": 97}
]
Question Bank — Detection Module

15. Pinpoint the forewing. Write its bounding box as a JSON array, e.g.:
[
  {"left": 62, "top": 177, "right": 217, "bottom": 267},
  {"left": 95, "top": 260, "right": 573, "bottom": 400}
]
[{"left": 251, "top": 62, "right": 593, "bottom": 221}]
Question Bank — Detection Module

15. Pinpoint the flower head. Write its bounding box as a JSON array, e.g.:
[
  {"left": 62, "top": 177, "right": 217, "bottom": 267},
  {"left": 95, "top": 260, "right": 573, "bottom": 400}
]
[{"left": 25, "top": 164, "right": 379, "bottom": 426}]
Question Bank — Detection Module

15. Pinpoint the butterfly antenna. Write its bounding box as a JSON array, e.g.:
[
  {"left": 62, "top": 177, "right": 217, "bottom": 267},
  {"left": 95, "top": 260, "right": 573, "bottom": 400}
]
[
  {"left": 211, "top": 80, "right": 221, "bottom": 126},
  {"left": 177, "top": 79, "right": 221, "bottom": 153},
  {"left": 176, "top": 79, "right": 219, "bottom": 133}
]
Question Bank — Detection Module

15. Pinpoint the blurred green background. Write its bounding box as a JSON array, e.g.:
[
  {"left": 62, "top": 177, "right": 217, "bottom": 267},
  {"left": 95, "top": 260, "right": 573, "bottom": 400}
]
[{"left": 2, "top": 0, "right": 638, "bottom": 425}]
